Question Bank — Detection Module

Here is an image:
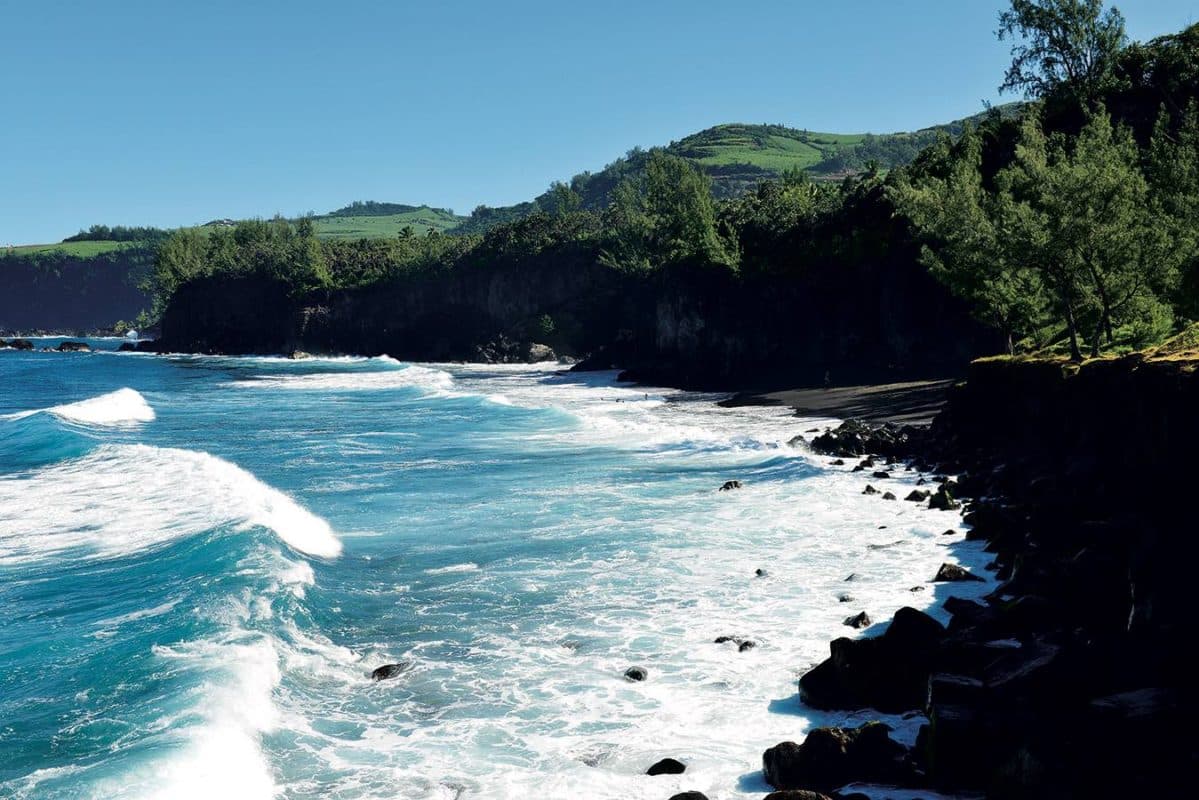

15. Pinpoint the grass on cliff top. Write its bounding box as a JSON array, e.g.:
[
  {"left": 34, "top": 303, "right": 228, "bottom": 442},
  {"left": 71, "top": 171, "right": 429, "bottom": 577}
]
[{"left": 3, "top": 240, "right": 133, "bottom": 258}]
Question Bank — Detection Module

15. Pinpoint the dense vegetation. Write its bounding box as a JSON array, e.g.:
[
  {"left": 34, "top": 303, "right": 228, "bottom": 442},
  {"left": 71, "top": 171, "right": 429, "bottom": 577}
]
[
  {"left": 62, "top": 224, "right": 171, "bottom": 244},
  {"left": 897, "top": 2, "right": 1199, "bottom": 358}
]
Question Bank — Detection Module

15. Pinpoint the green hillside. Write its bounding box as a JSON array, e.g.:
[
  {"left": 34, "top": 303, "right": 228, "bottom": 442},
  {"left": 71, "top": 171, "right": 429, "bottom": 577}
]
[
  {"left": 5, "top": 240, "right": 135, "bottom": 258},
  {"left": 311, "top": 202, "right": 465, "bottom": 239}
]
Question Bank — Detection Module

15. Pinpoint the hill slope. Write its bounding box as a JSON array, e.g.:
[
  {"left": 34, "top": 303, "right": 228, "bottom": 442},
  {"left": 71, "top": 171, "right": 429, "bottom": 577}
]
[{"left": 455, "top": 106, "right": 1021, "bottom": 230}]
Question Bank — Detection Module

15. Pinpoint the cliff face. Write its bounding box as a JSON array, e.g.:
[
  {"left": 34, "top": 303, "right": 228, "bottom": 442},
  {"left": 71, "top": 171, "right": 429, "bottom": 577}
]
[
  {"left": 159, "top": 249, "right": 995, "bottom": 387},
  {"left": 927, "top": 356, "right": 1196, "bottom": 795},
  {"left": 0, "top": 249, "right": 153, "bottom": 332}
]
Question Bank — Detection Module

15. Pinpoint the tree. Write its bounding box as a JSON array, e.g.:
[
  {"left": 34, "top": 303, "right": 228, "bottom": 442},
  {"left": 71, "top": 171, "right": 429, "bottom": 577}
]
[
  {"left": 542, "top": 181, "right": 583, "bottom": 216},
  {"left": 600, "top": 152, "right": 734, "bottom": 271},
  {"left": 998, "top": 0, "right": 1127, "bottom": 101},
  {"left": 894, "top": 128, "right": 1049, "bottom": 353},
  {"left": 1000, "top": 108, "right": 1175, "bottom": 357}
]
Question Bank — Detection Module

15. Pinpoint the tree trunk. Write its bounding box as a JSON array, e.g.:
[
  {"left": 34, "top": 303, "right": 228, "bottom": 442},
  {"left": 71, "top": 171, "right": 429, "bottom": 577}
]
[
  {"left": 1066, "top": 303, "right": 1083, "bottom": 362},
  {"left": 1090, "top": 316, "right": 1104, "bottom": 359}
]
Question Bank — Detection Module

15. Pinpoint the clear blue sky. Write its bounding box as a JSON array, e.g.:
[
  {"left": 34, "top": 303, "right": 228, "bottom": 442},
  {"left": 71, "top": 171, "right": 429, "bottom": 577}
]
[{"left": 2, "top": 0, "right": 1195, "bottom": 244}]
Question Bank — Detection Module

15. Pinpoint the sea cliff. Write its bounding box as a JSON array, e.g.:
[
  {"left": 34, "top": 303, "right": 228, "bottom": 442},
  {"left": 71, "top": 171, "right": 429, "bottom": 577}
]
[{"left": 157, "top": 254, "right": 993, "bottom": 389}]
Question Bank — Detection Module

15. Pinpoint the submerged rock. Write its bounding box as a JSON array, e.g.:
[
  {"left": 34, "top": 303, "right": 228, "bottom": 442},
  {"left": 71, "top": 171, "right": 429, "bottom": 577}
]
[
  {"left": 934, "top": 563, "right": 985, "bottom": 583},
  {"left": 624, "top": 666, "right": 648, "bottom": 682},
  {"left": 862, "top": 485, "right": 879, "bottom": 495},
  {"left": 929, "top": 487, "right": 961, "bottom": 511},
  {"left": 882, "top": 491, "right": 897, "bottom": 501},
  {"left": 55, "top": 341, "right": 91, "bottom": 352},
  {"left": 844, "top": 611, "right": 872, "bottom": 629},
  {"left": 370, "top": 661, "right": 413, "bottom": 681},
  {"left": 719, "top": 480, "right": 743, "bottom": 491},
  {"left": 646, "top": 757, "right": 686, "bottom": 775}
]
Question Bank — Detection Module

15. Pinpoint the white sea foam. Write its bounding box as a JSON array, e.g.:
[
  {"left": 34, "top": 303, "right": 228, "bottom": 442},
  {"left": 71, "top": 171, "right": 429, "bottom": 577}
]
[
  {"left": 424, "top": 562, "right": 480, "bottom": 575},
  {"left": 238, "top": 366, "right": 994, "bottom": 800},
  {"left": 0, "top": 444, "right": 341, "bottom": 564},
  {"left": 231, "top": 364, "right": 454, "bottom": 394},
  {"left": 1, "top": 388, "right": 155, "bottom": 426}
]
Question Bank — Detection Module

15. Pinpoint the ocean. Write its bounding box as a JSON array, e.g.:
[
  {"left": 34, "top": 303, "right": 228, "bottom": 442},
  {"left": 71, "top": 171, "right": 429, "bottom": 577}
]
[{"left": 0, "top": 339, "right": 989, "bottom": 799}]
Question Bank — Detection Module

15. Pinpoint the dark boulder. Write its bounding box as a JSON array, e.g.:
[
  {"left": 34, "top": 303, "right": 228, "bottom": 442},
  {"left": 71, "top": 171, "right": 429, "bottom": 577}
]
[
  {"left": 668, "top": 793, "right": 710, "bottom": 800},
  {"left": 871, "top": 471, "right": 891, "bottom": 479},
  {"left": 882, "top": 492, "right": 897, "bottom": 501},
  {"left": 862, "top": 485, "right": 879, "bottom": 495},
  {"left": 844, "top": 611, "right": 872, "bottom": 629},
  {"left": 762, "top": 792, "right": 834, "bottom": 800},
  {"left": 905, "top": 490, "right": 930, "bottom": 502},
  {"left": 838, "top": 593, "right": 854, "bottom": 603},
  {"left": 929, "top": 487, "right": 961, "bottom": 511},
  {"left": 624, "top": 666, "right": 648, "bottom": 682},
  {"left": 646, "top": 757, "right": 686, "bottom": 775},
  {"left": 934, "top": 563, "right": 985, "bottom": 583},
  {"left": 719, "top": 480, "right": 743, "bottom": 491},
  {"left": 830, "top": 459, "right": 846, "bottom": 466},
  {"left": 117, "top": 341, "right": 137, "bottom": 352},
  {"left": 8, "top": 338, "right": 34, "bottom": 350},
  {"left": 762, "top": 722, "right": 908, "bottom": 792},
  {"left": 739, "top": 640, "right": 756, "bottom": 652},
  {"left": 55, "top": 340, "right": 91, "bottom": 352},
  {"left": 800, "top": 608, "right": 946, "bottom": 712},
  {"left": 370, "top": 662, "right": 413, "bottom": 681},
  {"left": 755, "top": 568, "right": 768, "bottom": 577}
]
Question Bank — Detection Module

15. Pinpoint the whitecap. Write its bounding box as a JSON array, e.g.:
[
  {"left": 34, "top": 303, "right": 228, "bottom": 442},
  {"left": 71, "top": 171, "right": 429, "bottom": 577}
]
[
  {"left": 2, "top": 388, "right": 155, "bottom": 426},
  {"left": 0, "top": 444, "right": 341, "bottom": 564}
]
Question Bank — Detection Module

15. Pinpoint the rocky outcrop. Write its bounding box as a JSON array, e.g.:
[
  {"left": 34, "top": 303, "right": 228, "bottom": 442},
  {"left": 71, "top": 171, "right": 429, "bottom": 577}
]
[
  {"left": 763, "top": 722, "right": 909, "bottom": 793},
  {"left": 799, "top": 607, "right": 945, "bottom": 713},
  {"left": 55, "top": 341, "right": 91, "bottom": 352}
]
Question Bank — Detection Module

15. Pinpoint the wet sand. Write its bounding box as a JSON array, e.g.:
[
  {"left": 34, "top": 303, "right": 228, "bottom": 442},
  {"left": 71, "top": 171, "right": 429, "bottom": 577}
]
[{"left": 719, "top": 379, "right": 955, "bottom": 426}]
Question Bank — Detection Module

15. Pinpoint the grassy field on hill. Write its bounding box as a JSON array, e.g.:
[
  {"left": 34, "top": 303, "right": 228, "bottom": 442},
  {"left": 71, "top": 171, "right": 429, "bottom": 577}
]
[
  {"left": 4, "top": 240, "right": 134, "bottom": 257},
  {"left": 312, "top": 206, "right": 464, "bottom": 239},
  {"left": 669, "top": 124, "right": 868, "bottom": 172}
]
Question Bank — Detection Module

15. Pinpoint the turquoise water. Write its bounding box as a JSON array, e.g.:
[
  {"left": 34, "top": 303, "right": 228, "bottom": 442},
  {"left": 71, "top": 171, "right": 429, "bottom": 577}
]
[{"left": 0, "top": 340, "right": 985, "bottom": 799}]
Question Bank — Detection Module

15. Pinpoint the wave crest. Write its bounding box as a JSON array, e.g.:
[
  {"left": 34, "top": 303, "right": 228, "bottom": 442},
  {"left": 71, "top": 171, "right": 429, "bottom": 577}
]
[
  {"left": 0, "top": 444, "right": 341, "bottom": 564},
  {"left": 2, "top": 388, "right": 155, "bottom": 426}
]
